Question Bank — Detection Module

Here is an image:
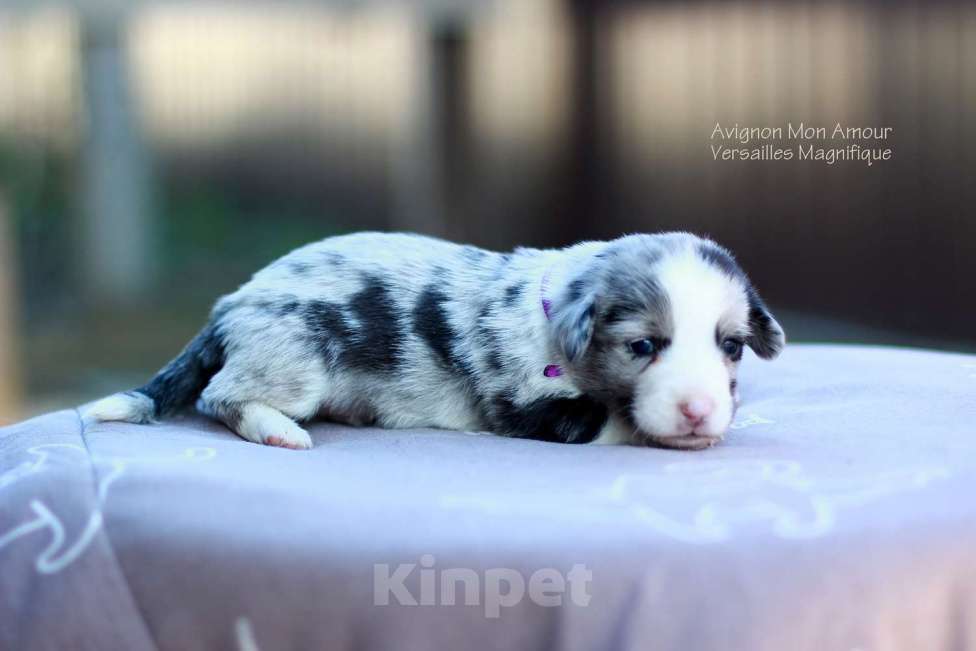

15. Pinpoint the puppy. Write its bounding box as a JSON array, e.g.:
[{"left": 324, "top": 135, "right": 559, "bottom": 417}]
[{"left": 82, "top": 232, "right": 784, "bottom": 450}]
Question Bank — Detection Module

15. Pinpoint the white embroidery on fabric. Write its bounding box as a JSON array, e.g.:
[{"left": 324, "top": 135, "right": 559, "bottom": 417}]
[
  {"left": 0, "top": 447, "right": 217, "bottom": 574},
  {"left": 605, "top": 460, "right": 949, "bottom": 543},
  {"left": 0, "top": 444, "right": 87, "bottom": 492},
  {"left": 440, "top": 459, "right": 950, "bottom": 544}
]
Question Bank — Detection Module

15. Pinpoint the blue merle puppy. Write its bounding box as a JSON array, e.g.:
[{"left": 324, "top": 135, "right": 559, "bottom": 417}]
[{"left": 82, "top": 232, "right": 785, "bottom": 451}]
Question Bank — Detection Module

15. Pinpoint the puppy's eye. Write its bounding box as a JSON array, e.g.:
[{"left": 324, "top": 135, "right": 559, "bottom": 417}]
[
  {"left": 629, "top": 338, "right": 657, "bottom": 357},
  {"left": 721, "top": 338, "right": 743, "bottom": 358}
]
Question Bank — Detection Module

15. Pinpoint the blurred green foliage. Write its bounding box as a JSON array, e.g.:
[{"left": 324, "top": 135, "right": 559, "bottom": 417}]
[
  {"left": 0, "top": 139, "right": 77, "bottom": 316},
  {"left": 158, "top": 179, "right": 346, "bottom": 300},
  {"left": 1, "top": 136, "right": 350, "bottom": 410}
]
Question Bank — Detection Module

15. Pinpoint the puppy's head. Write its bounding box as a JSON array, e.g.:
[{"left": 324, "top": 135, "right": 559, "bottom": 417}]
[{"left": 551, "top": 233, "right": 784, "bottom": 450}]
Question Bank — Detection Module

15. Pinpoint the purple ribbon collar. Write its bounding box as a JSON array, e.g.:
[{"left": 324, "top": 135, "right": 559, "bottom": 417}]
[{"left": 540, "top": 269, "right": 563, "bottom": 378}]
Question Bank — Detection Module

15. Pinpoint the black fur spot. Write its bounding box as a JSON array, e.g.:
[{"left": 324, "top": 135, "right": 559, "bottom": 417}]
[
  {"left": 476, "top": 300, "right": 506, "bottom": 371},
  {"left": 478, "top": 301, "right": 494, "bottom": 320},
  {"left": 324, "top": 252, "right": 345, "bottom": 267},
  {"left": 288, "top": 261, "right": 312, "bottom": 275},
  {"left": 502, "top": 281, "right": 526, "bottom": 308},
  {"left": 484, "top": 347, "right": 505, "bottom": 373},
  {"left": 491, "top": 392, "right": 608, "bottom": 444},
  {"left": 697, "top": 242, "right": 744, "bottom": 279},
  {"left": 566, "top": 279, "right": 587, "bottom": 303},
  {"left": 603, "top": 306, "right": 622, "bottom": 324},
  {"left": 275, "top": 298, "right": 301, "bottom": 317},
  {"left": 604, "top": 271, "right": 670, "bottom": 322},
  {"left": 602, "top": 302, "right": 646, "bottom": 325},
  {"left": 344, "top": 276, "right": 405, "bottom": 372},
  {"left": 302, "top": 300, "right": 353, "bottom": 366},
  {"left": 413, "top": 284, "right": 474, "bottom": 378}
]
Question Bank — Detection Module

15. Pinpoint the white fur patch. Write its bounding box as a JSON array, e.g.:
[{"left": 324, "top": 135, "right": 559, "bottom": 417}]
[
  {"left": 631, "top": 246, "right": 749, "bottom": 441},
  {"left": 592, "top": 416, "right": 635, "bottom": 445},
  {"left": 81, "top": 393, "right": 155, "bottom": 426}
]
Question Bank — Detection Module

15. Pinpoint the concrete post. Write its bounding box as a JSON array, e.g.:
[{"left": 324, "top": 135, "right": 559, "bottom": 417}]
[{"left": 79, "top": 12, "right": 154, "bottom": 302}]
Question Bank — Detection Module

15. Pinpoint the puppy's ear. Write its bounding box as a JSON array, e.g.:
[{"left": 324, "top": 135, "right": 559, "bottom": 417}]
[
  {"left": 746, "top": 288, "right": 785, "bottom": 359},
  {"left": 552, "top": 278, "right": 598, "bottom": 363}
]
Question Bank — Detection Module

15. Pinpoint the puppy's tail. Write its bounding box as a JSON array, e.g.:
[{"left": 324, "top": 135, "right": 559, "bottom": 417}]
[{"left": 81, "top": 324, "right": 225, "bottom": 426}]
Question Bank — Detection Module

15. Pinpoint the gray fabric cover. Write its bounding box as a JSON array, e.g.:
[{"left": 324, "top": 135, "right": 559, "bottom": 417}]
[{"left": 2, "top": 344, "right": 975, "bottom": 651}]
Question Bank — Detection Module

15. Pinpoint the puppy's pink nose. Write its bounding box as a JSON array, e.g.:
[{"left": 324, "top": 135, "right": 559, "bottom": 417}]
[{"left": 679, "top": 397, "right": 714, "bottom": 425}]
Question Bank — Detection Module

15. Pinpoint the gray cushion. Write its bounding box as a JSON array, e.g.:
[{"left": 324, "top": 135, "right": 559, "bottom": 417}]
[{"left": 2, "top": 344, "right": 975, "bottom": 650}]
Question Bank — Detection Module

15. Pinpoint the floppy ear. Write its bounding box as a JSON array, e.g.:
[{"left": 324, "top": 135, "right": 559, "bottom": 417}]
[
  {"left": 552, "top": 278, "right": 598, "bottom": 363},
  {"left": 746, "top": 288, "right": 785, "bottom": 359}
]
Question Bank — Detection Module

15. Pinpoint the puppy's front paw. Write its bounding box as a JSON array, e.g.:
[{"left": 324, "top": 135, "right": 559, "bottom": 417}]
[{"left": 646, "top": 434, "right": 722, "bottom": 451}]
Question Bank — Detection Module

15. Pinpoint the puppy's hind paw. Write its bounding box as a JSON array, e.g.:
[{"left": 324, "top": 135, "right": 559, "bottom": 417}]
[
  {"left": 264, "top": 429, "right": 312, "bottom": 450},
  {"left": 235, "top": 403, "right": 313, "bottom": 450}
]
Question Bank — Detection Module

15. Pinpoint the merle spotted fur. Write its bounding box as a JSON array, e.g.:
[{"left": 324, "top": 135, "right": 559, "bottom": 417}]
[{"left": 83, "top": 231, "right": 785, "bottom": 450}]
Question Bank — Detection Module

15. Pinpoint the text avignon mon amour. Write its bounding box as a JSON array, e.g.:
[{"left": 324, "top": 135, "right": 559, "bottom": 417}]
[{"left": 710, "top": 123, "right": 894, "bottom": 166}]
